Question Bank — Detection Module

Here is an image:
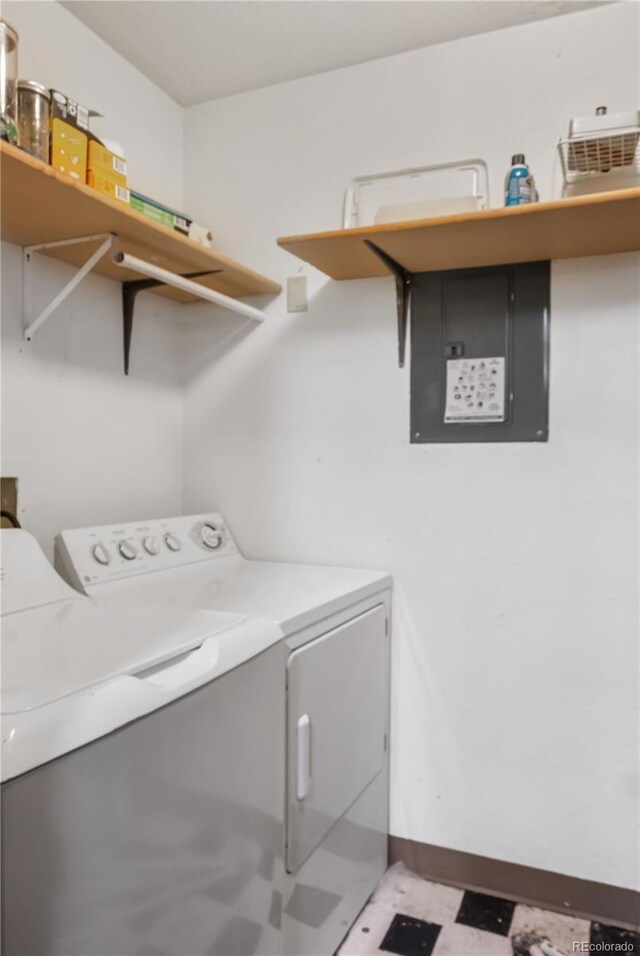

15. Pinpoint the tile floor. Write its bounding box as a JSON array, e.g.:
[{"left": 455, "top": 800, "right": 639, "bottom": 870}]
[{"left": 338, "top": 863, "right": 639, "bottom": 956}]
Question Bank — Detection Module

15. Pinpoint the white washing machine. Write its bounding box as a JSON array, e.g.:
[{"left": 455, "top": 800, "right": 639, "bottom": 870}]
[
  {"left": 1, "top": 529, "right": 284, "bottom": 956},
  {"left": 56, "top": 513, "right": 392, "bottom": 956}
]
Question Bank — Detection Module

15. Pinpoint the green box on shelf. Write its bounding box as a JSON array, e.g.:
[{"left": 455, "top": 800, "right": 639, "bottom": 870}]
[{"left": 130, "top": 190, "right": 191, "bottom": 234}]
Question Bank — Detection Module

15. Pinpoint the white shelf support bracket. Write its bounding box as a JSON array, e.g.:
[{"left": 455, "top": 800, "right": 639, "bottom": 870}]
[{"left": 23, "top": 233, "right": 115, "bottom": 342}]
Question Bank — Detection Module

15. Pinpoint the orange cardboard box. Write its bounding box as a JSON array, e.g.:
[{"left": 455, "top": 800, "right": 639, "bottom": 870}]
[
  {"left": 87, "top": 169, "right": 130, "bottom": 205},
  {"left": 87, "top": 141, "right": 127, "bottom": 185},
  {"left": 50, "top": 118, "right": 87, "bottom": 181}
]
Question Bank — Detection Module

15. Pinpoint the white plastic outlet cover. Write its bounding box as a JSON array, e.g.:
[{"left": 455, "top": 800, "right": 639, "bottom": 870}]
[{"left": 287, "top": 275, "right": 308, "bottom": 313}]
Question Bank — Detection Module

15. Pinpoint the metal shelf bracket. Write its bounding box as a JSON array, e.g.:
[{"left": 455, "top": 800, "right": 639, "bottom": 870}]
[
  {"left": 23, "top": 233, "right": 115, "bottom": 343},
  {"left": 113, "top": 250, "right": 267, "bottom": 374},
  {"left": 364, "top": 239, "right": 412, "bottom": 368},
  {"left": 121, "top": 267, "right": 221, "bottom": 375}
]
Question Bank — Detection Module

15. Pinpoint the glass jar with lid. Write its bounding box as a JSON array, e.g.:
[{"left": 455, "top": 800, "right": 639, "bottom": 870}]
[
  {"left": 17, "top": 80, "right": 50, "bottom": 162},
  {"left": 0, "top": 20, "right": 18, "bottom": 143}
]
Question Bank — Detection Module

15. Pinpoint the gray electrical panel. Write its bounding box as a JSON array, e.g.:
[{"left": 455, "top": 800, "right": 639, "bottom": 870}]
[{"left": 410, "top": 261, "right": 550, "bottom": 443}]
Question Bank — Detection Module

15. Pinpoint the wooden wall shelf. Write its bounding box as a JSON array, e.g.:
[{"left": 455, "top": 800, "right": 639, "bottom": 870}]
[
  {"left": 277, "top": 188, "right": 640, "bottom": 279},
  {"left": 1, "top": 141, "right": 280, "bottom": 302}
]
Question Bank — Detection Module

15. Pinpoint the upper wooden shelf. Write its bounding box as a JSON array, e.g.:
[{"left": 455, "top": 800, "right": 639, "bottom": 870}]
[
  {"left": 1, "top": 141, "right": 280, "bottom": 302},
  {"left": 277, "top": 188, "right": 640, "bottom": 279}
]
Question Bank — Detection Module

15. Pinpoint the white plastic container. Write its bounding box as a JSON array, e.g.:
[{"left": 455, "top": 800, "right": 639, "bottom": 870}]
[{"left": 342, "top": 159, "right": 489, "bottom": 228}]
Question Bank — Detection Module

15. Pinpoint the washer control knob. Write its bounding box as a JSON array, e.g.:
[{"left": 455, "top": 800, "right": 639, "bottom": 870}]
[
  {"left": 143, "top": 536, "right": 159, "bottom": 556},
  {"left": 92, "top": 542, "right": 111, "bottom": 565},
  {"left": 118, "top": 540, "right": 137, "bottom": 561},
  {"left": 200, "top": 523, "right": 222, "bottom": 550},
  {"left": 164, "top": 532, "right": 181, "bottom": 552}
]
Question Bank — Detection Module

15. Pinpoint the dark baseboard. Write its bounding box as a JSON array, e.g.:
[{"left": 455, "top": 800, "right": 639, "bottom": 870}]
[{"left": 389, "top": 836, "right": 640, "bottom": 931}]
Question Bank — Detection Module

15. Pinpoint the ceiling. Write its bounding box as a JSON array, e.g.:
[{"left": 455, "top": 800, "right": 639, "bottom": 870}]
[{"left": 61, "top": 0, "right": 608, "bottom": 107}]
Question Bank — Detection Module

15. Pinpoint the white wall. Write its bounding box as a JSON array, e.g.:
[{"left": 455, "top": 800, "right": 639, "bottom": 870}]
[
  {"left": 1, "top": 1, "right": 185, "bottom": 556},
  {"left": 183, "top": 3, "right": 640, "bottom": 890}
]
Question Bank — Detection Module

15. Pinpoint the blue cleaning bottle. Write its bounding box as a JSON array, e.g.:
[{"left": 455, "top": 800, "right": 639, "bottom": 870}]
[{"left": 505, "top": 153, "right": 539, "bottom": 206}]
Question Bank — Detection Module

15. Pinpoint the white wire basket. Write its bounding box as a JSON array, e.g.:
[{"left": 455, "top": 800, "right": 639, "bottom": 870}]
[{"left": 557, "top": 128, "right": 640, "bottom": 185}]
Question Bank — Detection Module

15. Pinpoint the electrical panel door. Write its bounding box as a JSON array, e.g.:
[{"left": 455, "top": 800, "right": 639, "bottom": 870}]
[{"left": 410, "top": 261, "right": 550, "bottom": 442}]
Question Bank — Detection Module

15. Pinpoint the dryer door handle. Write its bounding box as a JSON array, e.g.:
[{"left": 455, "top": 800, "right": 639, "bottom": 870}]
[{"left": 296, "top": 714, "right": 311, "bottom": 801}]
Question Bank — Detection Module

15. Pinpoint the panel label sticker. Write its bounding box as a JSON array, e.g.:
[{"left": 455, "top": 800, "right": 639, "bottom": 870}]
[{"left": 444, "top": 356, "right": 506, "bottom": 423}]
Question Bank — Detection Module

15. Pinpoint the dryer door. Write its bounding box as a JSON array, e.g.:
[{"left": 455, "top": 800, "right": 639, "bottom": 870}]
[{"left": 286, "top": 603, "right": 388, "bottom": 873}]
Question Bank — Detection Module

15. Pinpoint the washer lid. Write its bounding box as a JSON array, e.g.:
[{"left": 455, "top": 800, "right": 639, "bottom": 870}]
[
  {"left": 2, "top": 598, "right": 247, "bottom": 714},
  {"left": 1, "top": 529, "right": 249, "bottom": 714},
  {"left": 2, "top": 610, "right": 283, "bottom": 782},
  {"left": 1, "top": 529, "right": 82, "bottom": 615}
]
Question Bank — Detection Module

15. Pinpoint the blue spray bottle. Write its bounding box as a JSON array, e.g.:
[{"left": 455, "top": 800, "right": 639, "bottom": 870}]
[{"left": 505, "top": 154, "right": 539, "bottom": 206}]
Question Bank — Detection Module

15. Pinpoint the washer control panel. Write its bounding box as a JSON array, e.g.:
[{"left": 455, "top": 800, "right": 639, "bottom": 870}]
[{"left": 55, "top": 514, "right": 239, "bottom": 590}]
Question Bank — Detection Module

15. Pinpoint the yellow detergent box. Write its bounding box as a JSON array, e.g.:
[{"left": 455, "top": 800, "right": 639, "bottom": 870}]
[
  {"left": 50, "top": 118, "right": 87, "bottom": 181},
  {"left": 87, "top": 169, "right": 130, "bottom": 205},
  {"left": 87, "top": 141, "right": 128, "bottom": 185}
]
